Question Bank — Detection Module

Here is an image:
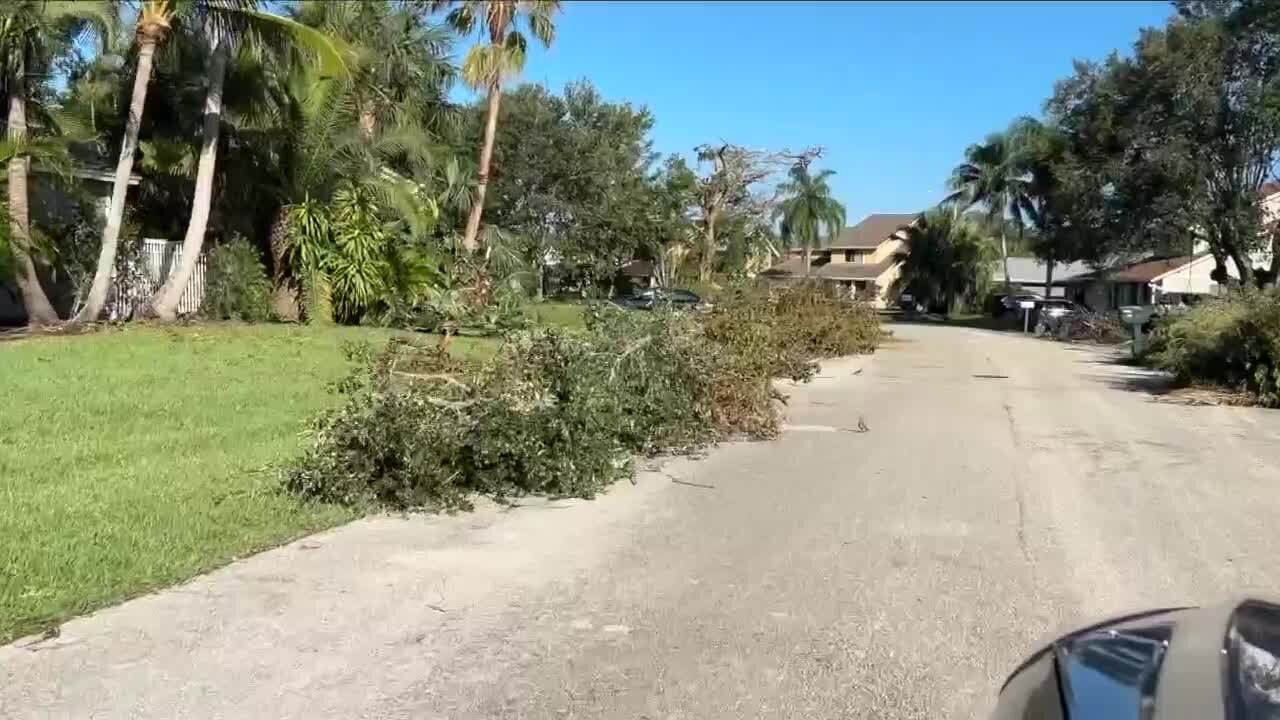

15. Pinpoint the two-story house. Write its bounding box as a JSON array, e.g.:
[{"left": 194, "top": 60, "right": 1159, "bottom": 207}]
[{"left": 762, "top": 212, "right": 919, "bottom": 308}]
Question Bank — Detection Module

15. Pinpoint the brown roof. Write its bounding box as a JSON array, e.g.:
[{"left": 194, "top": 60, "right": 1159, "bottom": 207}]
[
  {"left": 828, "top": 213, "right": 920, "bottom": 249},
  {"left": 619, "top": 259, "right": 654, "bottom": 277},
  {"left": 761, "top": 257, "right": 809, "bottom": 277},
  {"left": 815, "top": 260, "right": 896, "bottom": 281},
  {"left": 1110, "top": 256, "right": 1196, "bottom": 282},
  {"left": 1066, "top": 255, "right": 1197, "bottom": 284},
  {"left": 761, "top": 257, "right": 895, "bottom": 281}
]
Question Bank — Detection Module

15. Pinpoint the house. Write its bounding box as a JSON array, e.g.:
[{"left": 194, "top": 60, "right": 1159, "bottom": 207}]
[
  {"left": 1063, "top": 255, "right": 1202, "bottom": 311},
  {"left": 995, "top": 257, "right": 1092, "bottom": 298},
  {"left": 617, "top": 259, "right": 657, "bottom": 291},
  {"left": 761, "top": 212, "right": 919, "bottom": 308}
]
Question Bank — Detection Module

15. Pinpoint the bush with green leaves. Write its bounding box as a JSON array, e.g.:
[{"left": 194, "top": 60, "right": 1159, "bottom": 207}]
[
  {"left": 287, "top": 285, "right": 884, "bottom": 511},
  {"left": 1151, "top": 292, "right": 1280, "bottom": 404},
  {"left": 204, "top": 235, "right": 271, "bottom": 322}
]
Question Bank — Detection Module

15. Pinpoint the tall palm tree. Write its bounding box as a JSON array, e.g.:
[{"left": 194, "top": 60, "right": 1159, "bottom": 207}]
[
  {"left": 894, "top": 209, "right": 996, "bottom": 314},
  {"left": 143, "top": 0, "right": 348, "bottom": 320},
  {"left": 943, "top": 125, "right": 1034, "bottom": 290},
  {"left": 0, "top": 0, "right": 114, "bottom": 326},
  {"left": 1009, "top": 117, "right": 1070, "bottom": 293},
  {"left": 773, "top": 161, "right": 846, "bottom": 276},
  {"left": 434, "top": 0, "right": 559, "bottom": 252},
  {"left": 78, "top": 0, "right": 174, "bottom": 322}
]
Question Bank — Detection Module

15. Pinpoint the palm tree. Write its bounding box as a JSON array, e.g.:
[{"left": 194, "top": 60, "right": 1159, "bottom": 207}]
[
  {"left": 1009, "top": 117, "right": 1070, "bottom": 293},
  {"left": 143, "top": 0, "right": 348, "bottom": 321},
  {"left": 944, "top": 124, "right": 1034, "bottom": 290},
  {"left": 78, "top": 0, "right": 174, "bottom": 322},
  {"left": 895, "top": 209, "right": 996, "bottom": 314},
  {"left": 0, "top": 0, "right": 114, "bottom": 326},
  {"left": 433, "top": 0, "right": 560, "bottom": 252},
  {"left": 773, "top": 162, "right": 846, "bottom": 276}
]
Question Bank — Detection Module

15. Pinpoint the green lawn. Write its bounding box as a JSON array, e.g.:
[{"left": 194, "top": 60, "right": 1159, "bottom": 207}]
[
  {"left": 0, "top": 323, "right": 491, "bottom": 643},
  {"left": 529, "top": 300, "right": 589, "bottom": 331}
]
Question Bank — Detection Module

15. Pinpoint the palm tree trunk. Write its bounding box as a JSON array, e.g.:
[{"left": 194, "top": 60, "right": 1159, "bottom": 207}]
[
  {"left": 77, "top": 36, "right": 158, "bottom": 323},
  {"left": 1000, "top": 229, "right": 1011, "bottom": 289},
  {"left": 146, "top": 41, "right": 228, "bottom": 320},
  {"left": 1044, "top": 253, "right": 1055, "bottom": 298},
  {"left": 462, "top": 80, "right": 502, "bottom": 252},
  {"left": 7, "top": 57, "right": 59, "bottom": 326},
  {"left": 803, "top": 244, "right": 811, "bottom": 277}
]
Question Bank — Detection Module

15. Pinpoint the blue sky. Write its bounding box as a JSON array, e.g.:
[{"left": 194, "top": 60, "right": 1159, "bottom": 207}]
[{"left": 512, "top": 0, "right": 1174, "bottom": 223}]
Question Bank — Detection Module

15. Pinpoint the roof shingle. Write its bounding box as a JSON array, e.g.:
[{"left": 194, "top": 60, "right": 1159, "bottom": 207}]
[{"left": 828, "top": 213, "right": 919, "bottom": 249}]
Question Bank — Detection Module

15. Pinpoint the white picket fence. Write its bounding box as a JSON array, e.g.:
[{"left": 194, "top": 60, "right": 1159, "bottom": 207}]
[{"left": 108, "top": 239, "right": 206, "bottom": 319}]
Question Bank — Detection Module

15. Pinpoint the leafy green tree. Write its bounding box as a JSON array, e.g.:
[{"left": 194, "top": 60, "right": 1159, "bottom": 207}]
[
  {"left": 1046, "top": 4, "right": 1280, "bottom": 286},
  {"left": 773, "top": 161, "right": 846, "bottom": 276},
  {"left": 0, "top": 0, "right": 114, "bottom": 326},
  {"left": 894, "top": 209, "right": 996, "bottom": 314},
  {"left": 433, "top": 0, "right": 559, "bottom": 252},
  {"left": 481, "top": 81, "right": 658, "bottom": 289}
]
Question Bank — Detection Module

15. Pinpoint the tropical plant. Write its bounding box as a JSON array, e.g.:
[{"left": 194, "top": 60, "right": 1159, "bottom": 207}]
[
  {"left": 894, "top": 209, "right": 997, "bottom": 314},
  {"left": 943, "top": 124, "right": 1035, "bottom": 289},
  {"left": 142, "top": 0, "right": 349, "bottom": 321},
  {"left": 433, "top": 0, "right": 560, "bottom": 252},
  {"left": 0, "top": 0, "right": 114, "bottom": 326},
  {"left": 260, "top": 1, "right": 455, "bottom": 319},
  {"left": 773, "top": 161, "right": 846, "bottom": 276}
]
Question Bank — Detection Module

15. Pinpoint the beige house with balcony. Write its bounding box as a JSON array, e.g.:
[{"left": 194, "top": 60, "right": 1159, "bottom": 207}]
[{"left": 761, "top": 212, "right": 919, "bottom": 307}]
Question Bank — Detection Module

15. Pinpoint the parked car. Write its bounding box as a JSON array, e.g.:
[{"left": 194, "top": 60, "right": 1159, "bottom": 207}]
[
  {"left": 610, "top": 288, "right": 709, "bottom": 311},
  {"left": 1033, "top": 299, "right": 1087, "bottom": 335},
  {"left": 987, "top": 292, "right": 1044, "bottom": 317}
]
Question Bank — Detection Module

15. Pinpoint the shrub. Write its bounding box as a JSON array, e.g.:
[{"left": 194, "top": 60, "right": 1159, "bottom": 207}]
[
  {"left": 204, "top": 235, "right": 271, "bottom": 322},
  {"left": 1150, "top": 292, "right": 1280, "bottom": 404}
]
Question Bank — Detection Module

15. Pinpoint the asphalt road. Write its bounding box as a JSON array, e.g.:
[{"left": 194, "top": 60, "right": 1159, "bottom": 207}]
[{"left": 6, "top": 322, "right": 1280, "bottom": 719}]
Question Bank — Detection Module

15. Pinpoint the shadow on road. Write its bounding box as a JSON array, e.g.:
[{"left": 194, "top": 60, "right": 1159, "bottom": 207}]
[{"left": 1073, "top": 350, "right": 1178, "bottom": 396}]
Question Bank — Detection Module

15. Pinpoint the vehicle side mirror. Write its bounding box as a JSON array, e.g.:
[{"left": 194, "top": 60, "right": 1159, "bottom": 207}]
[{"left": 993, "top": 599, "right": 1280, "bottom": 720}]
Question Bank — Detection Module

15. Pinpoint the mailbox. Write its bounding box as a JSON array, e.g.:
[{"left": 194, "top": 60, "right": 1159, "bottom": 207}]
[{"left": 1119, "top": 305, "right": 1153, "bottom": 325}]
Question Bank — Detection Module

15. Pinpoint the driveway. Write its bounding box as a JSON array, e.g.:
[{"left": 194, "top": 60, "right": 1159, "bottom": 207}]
[{"left": 5, "top": 322, "right": 1280, "bottom": 719}]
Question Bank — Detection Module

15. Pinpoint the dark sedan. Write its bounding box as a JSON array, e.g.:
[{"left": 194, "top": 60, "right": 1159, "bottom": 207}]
[{"left": 610, "top": 288, "right": 709, "bottom": 311}]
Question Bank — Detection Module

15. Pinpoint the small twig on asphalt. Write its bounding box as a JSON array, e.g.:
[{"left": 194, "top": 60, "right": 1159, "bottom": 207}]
[
  {"left": 426, "top": 604, "right": 447, "bottom": 613},
  {"left": 671, "top": 478, "right": 716, "bottom": 489}
]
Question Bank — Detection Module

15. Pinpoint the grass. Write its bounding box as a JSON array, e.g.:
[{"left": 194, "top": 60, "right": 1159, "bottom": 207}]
[
  {"left": 529, "top": 299, "right": 589, "bottom": 331},
  {"left": 0, "top": 322, "right": 492, "bottom": 643}
]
